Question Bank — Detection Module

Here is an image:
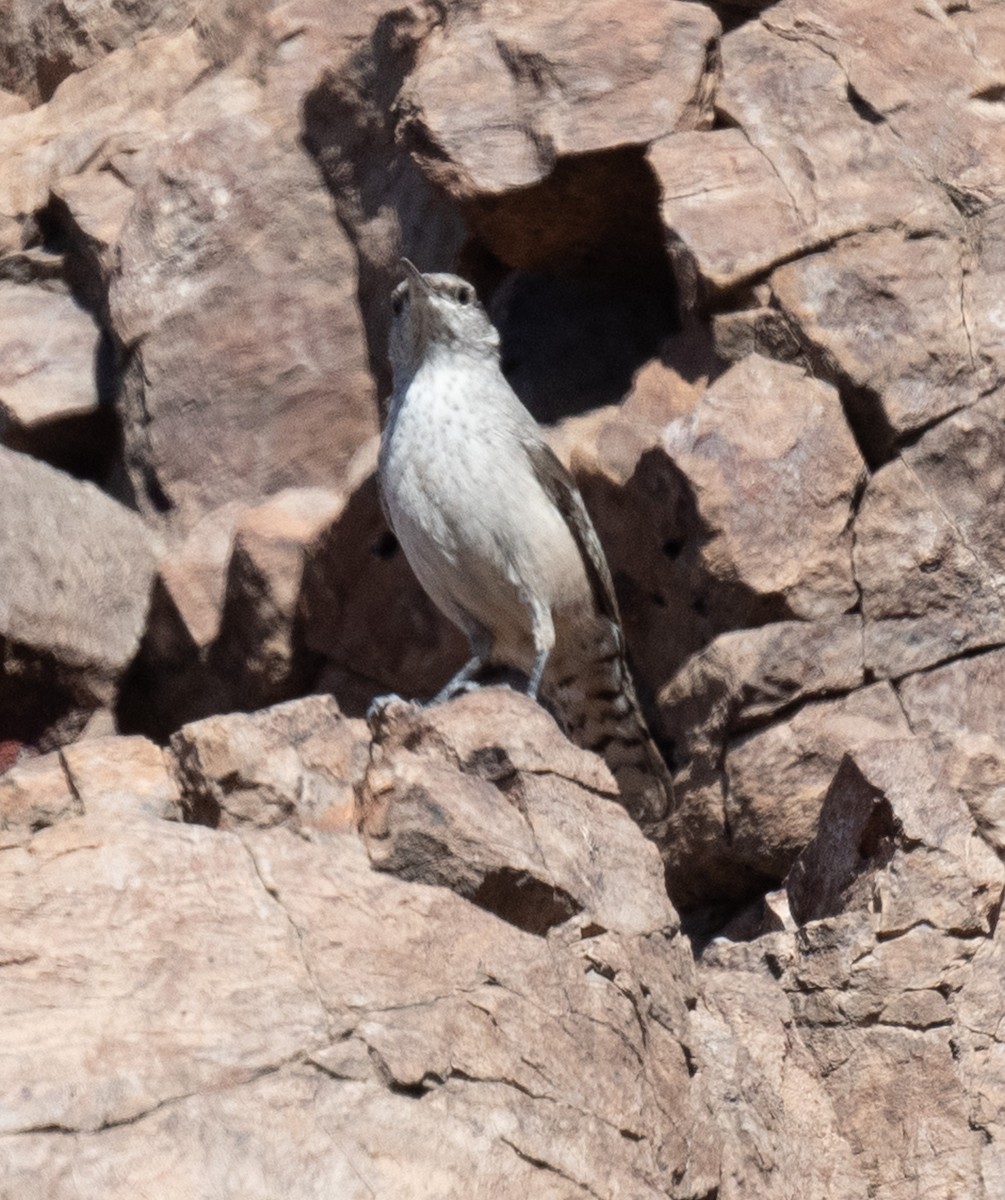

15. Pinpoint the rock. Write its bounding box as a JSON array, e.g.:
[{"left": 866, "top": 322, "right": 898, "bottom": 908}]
[
  {"left": 0, "top": 30, "right": 213, "bottom": 219},
  {"left": 788, "top": 734, "right": 1004, "bottom": 935},
  {"left": 0, "top": 446, "right": 157, "bottom": 742},
  {"left": 663, "top": 355, "right": 864, "bottom": 623},
  {"left": 210, "top": 486, "right": 346, "bottom": 711},
  {"left": 0, "top": 280, "right": 107, "bottom": 474},
  {"left": 0, "top": 0, "right": 265, "bottom": 104},
  {"left": 767, "top": 0, "right": 1005, "bottom": 209},
  {"left": 0, "top": 816, "right": 330, "bottom": 1136},
  {"left": 651, "top": 19, "right": 951, "bottom": 304},
  {"left": 660, "top": 616, "right": 865, "bottom": 750},
  {"left": 0, "top": 752, "right": 78, "bottom": 842},
  {"left": 399, "top": 0, "right": 720, "bottom": 200},
  {"left": 854, "top": 401, "right": 1005, "bottom": 677},
  {"left": 108, "top": 104, "right": 378, "bottom": 530},
  {"left": 169, "top": 694, "right": 369, "bottom": 832},
  {"left": 771, "top": 228, "right": 986, "bottom": 448},
  {"left": 665, "top": 680, "right": 909, "bottom": 911},
  {"left": 362, "top": 688, "right": 676, "bottom": 937},
  {"left": 693, "top": 967, "right": 867, "bottom": 1198},
  {"left": 61, "top": 734, "right": 182, "bottom": 822}
]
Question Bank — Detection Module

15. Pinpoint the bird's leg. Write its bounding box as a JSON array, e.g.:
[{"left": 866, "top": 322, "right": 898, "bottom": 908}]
[
  {"left": 525, "top": 595, "right": 555, "bottom": 701},
  {"left": 432, "top": 626, "right": 492, "bottom": 705}
]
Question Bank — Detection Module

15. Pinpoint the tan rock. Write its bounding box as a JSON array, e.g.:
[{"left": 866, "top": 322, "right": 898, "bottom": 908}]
[
  {"left": 0, "top": 0, "right": 265, "bottom": 104},
  {"left": 663, "top": 355, "right": 864, "bottom": 621},
  {"left": 362, "top": 688, "right": 676, "bottom": 937},
  {"left": 0, "top": 817, "right": 330, "bottom": 1135},
  {"left": 400, "top": 0, "right": 720, "bottom": 199},
  {"left": 0, "top": 752, "right": 77, "bottom": 842},
  {"left": 170, "top": 694, "right": 368, "bottom": 832},
  {"left": 0, "top": 30, "right": 212, "bottom": 219},
  {"left": 0, "top": 281, "right": 101, "bottom": 463},
  {"left": 109, "top": 104, "right": 378, "bottom": 530},
  {"left": 768, "top": 0, "right": 1005, "bottom": 208},
  {"left": 660, "top": 616, "right": 865, "bottom": 750},
  {"left": 724, "top": 684, "right": 910, "bottom": 883},
  {"left": 60, "top": 734, "right": 182, "bottom": 821},
  {"left": 652, "top": 20, "right": 951, "bottom": 301},
  {"left": 694, "top": 968, "right": 867, "bottom": 1198},
  {"left": 855, "top": 405, "right": 1005, "bottom": 677}
]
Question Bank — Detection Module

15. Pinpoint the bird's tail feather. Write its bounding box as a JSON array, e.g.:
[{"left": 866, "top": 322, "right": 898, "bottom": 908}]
[{"left": 544, "top": 616, "right": 673, "bottom": 845}]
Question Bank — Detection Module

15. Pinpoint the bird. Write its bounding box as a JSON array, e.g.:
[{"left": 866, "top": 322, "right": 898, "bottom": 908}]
[{"left": 376, "top": 258, "right": 672, "bottom": 841}]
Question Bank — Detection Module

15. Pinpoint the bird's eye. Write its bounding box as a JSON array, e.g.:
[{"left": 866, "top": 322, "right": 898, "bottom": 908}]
[
  {"left": 455, "top": 284, "right": 474, "bottom": 306},
  {"left": 391, "top": 292, "right": 405, "bottom": 317}
]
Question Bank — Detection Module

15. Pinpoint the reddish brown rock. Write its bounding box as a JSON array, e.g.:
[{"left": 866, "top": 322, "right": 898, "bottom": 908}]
[
  {"left": 771, "top": 228, "right": 985, "bottom": 445},
  {"left": 0, "top": 445, "right": 157, "bottom": 741},
  {"left": 399, "top": 0, "right": 720, "bottom": 200},
  {"left": 767, "top": 0, "right": 1005, "bottom": 209},
  {"left": 854, "top": 399, "right": 1005, "bottom": 677},
  {"left": 663, "top": 355, "right": 864, "bottom": 622},
  {"left": 109, "top": 106, "right": 377, "bottom": 529},
  {"left": 652, "top": 19, "right": 951, "bottom": 303}
]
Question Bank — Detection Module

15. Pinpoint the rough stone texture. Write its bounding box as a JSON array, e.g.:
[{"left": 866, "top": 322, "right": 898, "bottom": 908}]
[
  {"left": 0, "top": 445, "right": 157, "bottom": 741},
  {"left": 362, "top": 689, "right": 672, "bottom": 937},
  {"left": 0, "top": 0, "right": 265, "bottom": 104},
  {"left": 0, "top": 282, "right": 102, "bottom": 466},
  {"left": 169, "top": 694, "right": 368, "bottom": 833},
  {"left": 4, "top": 0, "right": 1005, "bottom": 1191},
  {"left": 399, "top": 0, "right": 720, "bottom": 200},
  {"left": 108, "top": 102, "right": 378, "bottom": 530},
  {"left": 855, "top": 396, "right": 1005, "bottom": 678},
  {"left": 662, "top": 355, "right": 864, "bottom": 622}
]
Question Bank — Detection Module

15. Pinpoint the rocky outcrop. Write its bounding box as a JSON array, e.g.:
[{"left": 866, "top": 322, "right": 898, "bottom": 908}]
[{"left": 3, "top": 0, "right": 1005, "bottom": 1193}]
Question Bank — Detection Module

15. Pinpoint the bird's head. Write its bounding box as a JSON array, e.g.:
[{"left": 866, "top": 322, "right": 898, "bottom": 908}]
[{"left": 388, "top": 260, "right": 500, "bottom": 379}]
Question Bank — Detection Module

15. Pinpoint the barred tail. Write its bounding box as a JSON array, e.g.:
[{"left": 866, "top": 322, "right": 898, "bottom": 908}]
[{"left": 544, "top": 615, "right": 673, "bottom": 844}]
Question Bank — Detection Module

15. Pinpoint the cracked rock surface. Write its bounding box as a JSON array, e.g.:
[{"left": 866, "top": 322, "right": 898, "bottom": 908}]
[{"left": 3, "top": 0, "right": 1005, "bottom": 1194}]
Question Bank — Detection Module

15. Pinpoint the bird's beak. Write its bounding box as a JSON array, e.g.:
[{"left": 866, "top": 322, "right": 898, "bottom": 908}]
[{"left": 400, "top": 258, "right": 430, "bottom": 296}]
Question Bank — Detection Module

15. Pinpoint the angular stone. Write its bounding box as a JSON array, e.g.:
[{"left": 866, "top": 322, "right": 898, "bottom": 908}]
[
  {"left": 400, "top": 0, "right": 720, "bottom": 200},
  {"left": 652, "top": 21, "right": 951, "bottom": 300},
  {"left": 109, "top": 108, "right": 377, "bottom": 530},
  {"left": 771, "top": 228, "right": 985, "bottom": 444},
  {"left": 855, "top": 402, "right": 1005, "bottom": 677},
  {"left": 0, "top": 0, "right": 264, "bottom": 104},
  {"left": 767, "top": 0, "right": 1005, "bottom": 208},
  {"left": 0, "top": 752, "right": 77, "bottom": 842},
  {"left": 663, "top": 355, "right": 863, "bottom": 621},
  {"left": 363, "top": 688, "right": 675, "bottom": 938},
  {"left": 724, "top": 684, "right": 911, "bottom": 882},
  {"left": 788, "top": 738, "right": 1004, "bottom": 937},
  {"left": 170, "top": 695, "right": 369, "bottom": 832},
  {"left": 60, "top": 735, "right": 182, "bottom": 822},
  {"left": 0, "top": 282, "right": 99, "bottom": 437},
  {"left": 211, "top": 487, "right": 346, "bottom": 710},
  {"left": 0, "top": 446, "right": 157, "bottom": 717}
]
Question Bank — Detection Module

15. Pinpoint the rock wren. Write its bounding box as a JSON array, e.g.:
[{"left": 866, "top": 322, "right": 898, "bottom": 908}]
[{"left": 378, "top": 259, "right": 672, "bottom": 839}]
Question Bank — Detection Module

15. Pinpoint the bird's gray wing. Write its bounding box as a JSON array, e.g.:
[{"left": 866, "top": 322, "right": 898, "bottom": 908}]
[{"left": 524, "top": 439, "right": 622, "bottom": 627}]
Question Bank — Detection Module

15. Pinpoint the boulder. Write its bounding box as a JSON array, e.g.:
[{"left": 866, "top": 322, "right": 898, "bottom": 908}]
[{"left": 0, "top": 445, "right": 157, "bottom": 742}]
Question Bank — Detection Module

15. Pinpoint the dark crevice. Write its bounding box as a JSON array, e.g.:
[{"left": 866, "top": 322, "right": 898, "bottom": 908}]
[
  {"left": 846, "top": 82, "right": 885, "bottom": 125},
  {"left": 471, "top": 869, "right": 581, "bottom": 937}
]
